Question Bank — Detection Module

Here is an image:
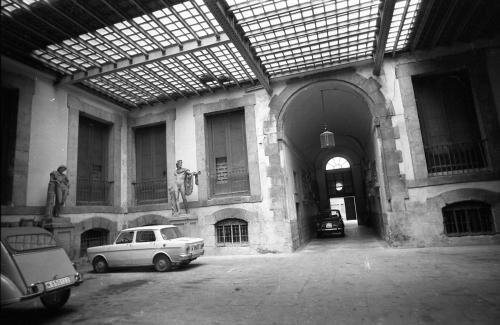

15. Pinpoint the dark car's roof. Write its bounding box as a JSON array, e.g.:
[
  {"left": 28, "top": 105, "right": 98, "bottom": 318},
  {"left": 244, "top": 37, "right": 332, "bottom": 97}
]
[
  {"left": 317, "top": 210, "right": 342, "bottom": 219},
  {"left": 1, "top": 227, "right": 52, "bottom": 242}
]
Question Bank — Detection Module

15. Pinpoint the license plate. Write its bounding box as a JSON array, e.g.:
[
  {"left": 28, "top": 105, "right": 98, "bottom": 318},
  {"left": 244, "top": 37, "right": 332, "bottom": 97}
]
[
  {"left": 325, "top": 223, "right": 332, "bottom": 229},
  {"left": 45, "top": 277, "right": 71, "bottom": 290}
]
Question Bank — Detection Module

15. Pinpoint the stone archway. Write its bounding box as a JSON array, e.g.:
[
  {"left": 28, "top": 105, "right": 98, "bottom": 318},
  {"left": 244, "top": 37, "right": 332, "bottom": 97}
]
[
  {"left": 73, "top": 216, "right": 117, "bottom": 259},
  {"left": 265, "top": 70, "right": 405, "bottom": 247},
  {"left": 210, "top": 207, "right": 256, "bottom": 224}
]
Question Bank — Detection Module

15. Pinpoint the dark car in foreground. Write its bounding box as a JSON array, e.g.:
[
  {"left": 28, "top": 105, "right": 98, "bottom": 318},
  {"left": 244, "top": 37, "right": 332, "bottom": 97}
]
[
  {"left": 316, "top": 210, "right": 345, "bottom": 237},
  {"left": 1, "top": 227, "right": 83, "bottom": 310}
]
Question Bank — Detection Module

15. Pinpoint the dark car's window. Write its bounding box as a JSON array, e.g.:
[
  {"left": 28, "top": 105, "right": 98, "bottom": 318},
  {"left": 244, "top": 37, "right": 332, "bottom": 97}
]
[
  {"left": 331, "top": 211, "right": 341, "bottom": 217},
  {"left": 136, "top": 230, "right": 156, "bottom": 242},
  {"left": 115, "top": 231, "right": 134, "bottom": 244},
  {"left": 6, "top": 234, "right": 57, "bottom": 252},
  {"left": 160, "top": 227, "right": 182, "bottom": 240}
]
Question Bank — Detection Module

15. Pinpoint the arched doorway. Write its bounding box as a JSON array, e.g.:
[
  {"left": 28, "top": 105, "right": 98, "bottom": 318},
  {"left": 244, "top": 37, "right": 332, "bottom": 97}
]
[
  {"left": 325, "top": 156, "right": 357, "bottom": 221},
  {"left": 267, "top": 74, "right": 400, "bottom": 248}
]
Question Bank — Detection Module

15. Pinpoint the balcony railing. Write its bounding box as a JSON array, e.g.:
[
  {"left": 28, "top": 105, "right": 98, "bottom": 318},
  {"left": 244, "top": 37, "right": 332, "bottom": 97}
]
[
  {"left": 133, "top": 178, "right": 168, "bottom": 205},
  {"left": 76, "top": 179, "right": 112, "bottom": 205},
  {"left": 424, "top": 141, "right": 488, "bottom": 176}
]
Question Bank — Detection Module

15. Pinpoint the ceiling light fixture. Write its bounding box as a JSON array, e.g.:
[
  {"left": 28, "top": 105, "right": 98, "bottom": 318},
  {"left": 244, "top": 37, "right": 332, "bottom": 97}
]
[{"left": 320, "top": 89, "right": 335, "bottom": 149}]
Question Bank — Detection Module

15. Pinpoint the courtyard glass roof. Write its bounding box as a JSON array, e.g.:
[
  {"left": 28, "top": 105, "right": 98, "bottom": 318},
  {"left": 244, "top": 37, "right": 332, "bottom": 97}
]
[{"left": 1, "top": 0, "right": 428, "bottom": 108}]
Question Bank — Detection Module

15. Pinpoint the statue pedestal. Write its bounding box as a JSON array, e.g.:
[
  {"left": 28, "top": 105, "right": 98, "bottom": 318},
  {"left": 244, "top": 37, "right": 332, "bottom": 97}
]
[{"left": 42, "top": 217, "right": 75, "bottom": 257}]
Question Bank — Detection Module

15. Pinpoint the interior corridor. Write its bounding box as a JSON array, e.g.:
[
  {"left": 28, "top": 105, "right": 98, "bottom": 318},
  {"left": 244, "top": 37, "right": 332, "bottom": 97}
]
[{"left": 304, "top": 220, "right": 387, "bottom": 252}]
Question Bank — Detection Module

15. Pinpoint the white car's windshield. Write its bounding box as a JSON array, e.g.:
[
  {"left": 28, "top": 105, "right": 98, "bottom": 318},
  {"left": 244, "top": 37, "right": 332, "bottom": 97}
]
[
  {"left": 160, "top": 227, "right": 182, "bottom": 240},
  {"left": 115, "top": 231, "right": 134, "bottom": 244}
]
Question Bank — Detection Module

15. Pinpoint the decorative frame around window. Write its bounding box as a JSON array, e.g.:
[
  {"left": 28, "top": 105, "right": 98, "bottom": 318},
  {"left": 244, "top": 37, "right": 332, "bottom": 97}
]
[
  {"left": 215, "top": 218, "right": 249, "bottom": 246},
  {"left": 442, "top": 201, "right": 494, "bottom": 236},
  {"left": 193, "top": 95, "right": 262, "bottom": 205}
]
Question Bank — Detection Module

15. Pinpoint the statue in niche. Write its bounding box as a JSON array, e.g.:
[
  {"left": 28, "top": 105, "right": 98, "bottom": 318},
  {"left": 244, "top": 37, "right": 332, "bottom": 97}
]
[
  {"left": 44, "top": 165, "right": 70, "bottom": 219},
  {"left": 173, "top": 160, "right": 200, "bottom": 214}
]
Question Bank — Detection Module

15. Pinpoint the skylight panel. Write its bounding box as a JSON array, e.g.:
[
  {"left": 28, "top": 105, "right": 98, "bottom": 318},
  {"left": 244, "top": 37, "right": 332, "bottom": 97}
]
[
  {"left": 230, "top": 0, "right": 381, "bottom": 76},
  {"left": 386, "top": 0, "right": 422, "bottom": 52}
]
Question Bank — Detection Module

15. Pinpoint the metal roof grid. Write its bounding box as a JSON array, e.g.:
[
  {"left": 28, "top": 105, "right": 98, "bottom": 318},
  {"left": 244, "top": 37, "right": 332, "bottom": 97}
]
[
  {"left": 227, "top": 0, "right": 381, "bottom": 77},
  {"left": 224, "top": 43, "right": 257, "bottom": 82},
  {"left": 125, "top": 68, "right": 174, "bottom": 101},
  {"left": 3, "top": 0, "right": 243, "bottom": 105},
  {"left": 191, "top": 0, "right": 222, "bottom": 36},
  {"left": 115, "top": 70, "right": 166, "bottom": 102},
  {"left": 12, "top": 0, "right": 224, "bottom": 76},
  {"left": 147, "top": 62, "right": 193, "bottom": 95},
  {"left": 82, "top": 78, "right": 140, "bottom": 107},
  {"left": 162, "top": 57, "right": 207, "bottom": 93},
  {"left": 175, "top": 54, "right": 221, "bottom": 90},
  {"left": 386, "top": 0, "right": 422, "bottom": 53},
  {"left": 131, "top": 66, "right": 178, "bottom": 99},
  {"left": 88, "top": 76, "right": 145, "bottom": 105},
  {"left": 192, "top": 48, "right": 238, "bottom": 87},
  {"left": 103, "top": 73, "right": 155, "bottom": 103},
  {"left": 210, "top": 45, "right": 250, "bottom": 83},
  {"left": 5, "top": 0, "right": 478, "bottom": 109}
]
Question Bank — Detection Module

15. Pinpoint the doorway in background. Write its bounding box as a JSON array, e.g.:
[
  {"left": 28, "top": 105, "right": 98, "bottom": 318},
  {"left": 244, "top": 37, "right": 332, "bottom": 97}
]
[{"left": 330, "top": 196, "right": 357, "bottom": 221}]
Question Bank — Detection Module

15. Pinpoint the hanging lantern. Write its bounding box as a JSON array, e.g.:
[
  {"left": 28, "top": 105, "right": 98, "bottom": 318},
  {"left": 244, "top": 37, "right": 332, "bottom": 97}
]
[
  {"left": 319, "top": 90, "right": 335, "bottom": 149},
  {"left": 320, "top": 125, "right": 335, "bottom": 148}
]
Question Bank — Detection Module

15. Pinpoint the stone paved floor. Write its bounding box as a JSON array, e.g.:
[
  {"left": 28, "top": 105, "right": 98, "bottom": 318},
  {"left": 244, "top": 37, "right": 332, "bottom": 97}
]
[{"left": 2, "top": 223, "right": 500, "bottom": 325}]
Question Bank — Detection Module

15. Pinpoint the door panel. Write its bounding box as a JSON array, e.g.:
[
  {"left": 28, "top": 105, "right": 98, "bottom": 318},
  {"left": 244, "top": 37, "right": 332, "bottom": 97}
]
[
  {"left": 208, "top": 110, "right": 249, "bottom": 195},
  {"left": 344, "top": 196, "right": 357, "bottom": 220}
]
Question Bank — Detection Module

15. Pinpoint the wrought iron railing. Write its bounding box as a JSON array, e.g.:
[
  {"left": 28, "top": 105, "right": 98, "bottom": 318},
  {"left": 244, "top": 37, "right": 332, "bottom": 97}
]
[
  {"left": 133, "top": 178, "right": 168, "bottom": 205},
  {"left": 76, "top": 179, "right": 112, "bottom": 205},
  {"left": 424, "top": 141, "right": 487, "bottom": 176}
]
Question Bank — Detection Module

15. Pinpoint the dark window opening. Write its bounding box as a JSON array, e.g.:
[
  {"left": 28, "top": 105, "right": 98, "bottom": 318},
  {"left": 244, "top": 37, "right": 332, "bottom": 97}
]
[
  {"left": 1, "top": 87, "right": 19, "bottom": 205},
  {"left": 216, "top": 219, "right": 248, "bottom": 245},
  {"left": 77, "top": 115, "right": 111, "bottom": 205},
  {"left": 136, "top": 230, "right": 156, "bottom": 242},
  {"left": 80, "top": 228, "right": 109, "bottom": 257},
  {"left": 442, "top": 201, "right": 494, "bottom": 236},
  {"left": 326, "top": 170, "right": 354, "bottom": 197},
  {"left": 134, "top": 124, "right": 167, "bottom": 204},
  {"left": 207, "top": 110, "right": 249, "bottom": 196},
  {"left": 413, "top": 70, "right": 487, "bottom": 176}
]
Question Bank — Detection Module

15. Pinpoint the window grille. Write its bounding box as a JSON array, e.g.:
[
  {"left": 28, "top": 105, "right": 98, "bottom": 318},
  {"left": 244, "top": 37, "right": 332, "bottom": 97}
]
[
  {"left": 80, "top": 228, "right": 109, "bottom": 257},
  {"left": 442, "top": 201, "right": 494, "bottom": 236},
  {"left": 216, "top": 219, "right": 248, "bottom": 245}
]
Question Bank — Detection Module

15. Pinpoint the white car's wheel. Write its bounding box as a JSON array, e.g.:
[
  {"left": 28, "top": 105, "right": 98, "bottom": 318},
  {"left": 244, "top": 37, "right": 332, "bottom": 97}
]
[
  {"left": 93, "top": 257, "right": 108, "bottom": 273},
  {"left": 154, "top": 255, "right": 172, "bottom": 272}
]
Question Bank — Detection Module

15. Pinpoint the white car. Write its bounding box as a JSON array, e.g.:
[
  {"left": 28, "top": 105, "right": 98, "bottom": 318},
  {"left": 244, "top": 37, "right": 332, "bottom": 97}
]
[{"left": 87, "top": 225, "right": 204, "bottom": 273}]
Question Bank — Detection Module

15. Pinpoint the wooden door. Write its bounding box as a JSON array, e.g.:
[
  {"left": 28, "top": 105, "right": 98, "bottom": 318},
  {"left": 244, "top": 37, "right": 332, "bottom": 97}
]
[
  {"left": 135, "top": 124, "right": 167, "bottom": 203},
  {"left": 77, "top": 115, "right": 109, "bottom": 204},
  {"left": 208, "top": 110, "right": 249, "bottom": 196}
]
